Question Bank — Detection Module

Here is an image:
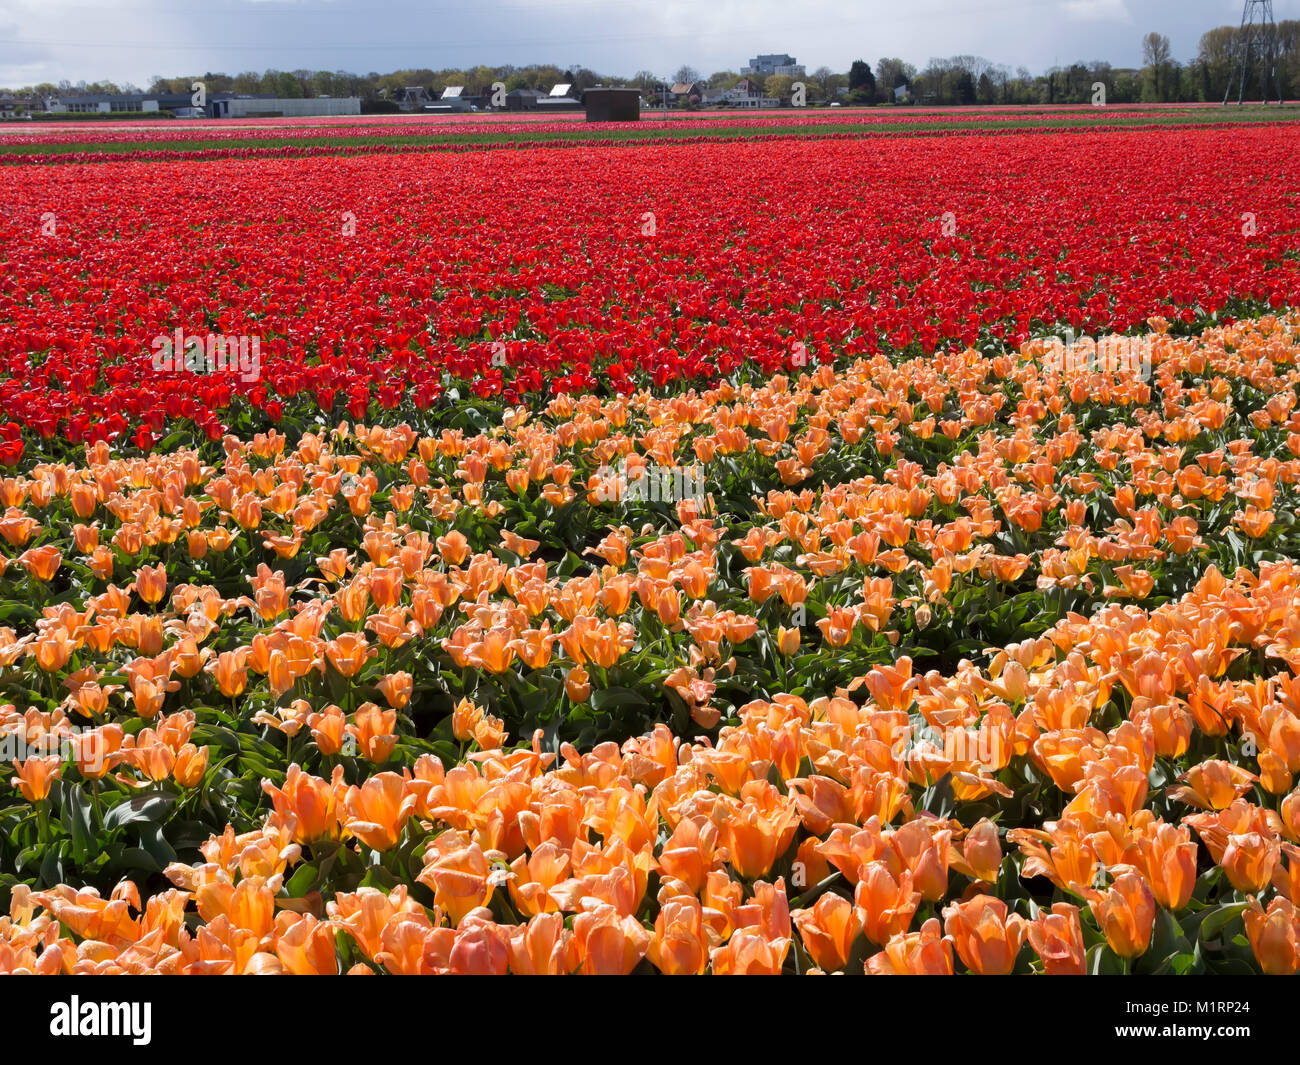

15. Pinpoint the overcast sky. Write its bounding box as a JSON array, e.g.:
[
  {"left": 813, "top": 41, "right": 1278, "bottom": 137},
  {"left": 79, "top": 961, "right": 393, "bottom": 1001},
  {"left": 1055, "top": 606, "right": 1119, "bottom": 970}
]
[{"left": 0, "top": 0, "right": 1293, "bottom": 89}]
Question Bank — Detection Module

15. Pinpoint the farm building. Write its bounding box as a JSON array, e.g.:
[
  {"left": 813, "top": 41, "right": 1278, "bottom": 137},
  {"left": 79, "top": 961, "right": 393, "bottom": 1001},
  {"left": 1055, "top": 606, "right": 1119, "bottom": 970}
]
[
  {"left": 208, "top": 95, "right": 360, "bottom": 118},
  {"left": 536, "top": 83, "right": 582, "bottom": 112},
  {"left": 584, "top": 87, "right": 640, "bottom": 122},
  {"left": 42, "top": 92, "right": 192, "bottom": 114},
  {"left": 505, "top": 88, "right": 545, "bottom": 111}
]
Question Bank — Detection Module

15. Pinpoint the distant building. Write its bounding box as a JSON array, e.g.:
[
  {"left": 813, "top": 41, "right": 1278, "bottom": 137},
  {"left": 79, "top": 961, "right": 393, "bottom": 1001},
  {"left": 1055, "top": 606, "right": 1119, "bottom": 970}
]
[
  {"left": 584, "top": 87, "right": 641, "bottom": 122},
  {"left": 42, "top": 92, "right": 192, "bottom": 114},
  {"left": 505, "top": 88, "right": 545, "bottom": 111},
  {"left": 670, "top": 80, "right": 706, "bottom": 104},
  {"left": 536, "top": 83, "right": 582, "bottom": 111},
  {"left": 396, "top": 87, "right": 433, "bottom": 111},
  {"left": 722, "top": 78, "right": 779, "bottom": 108},
  {"left": 741, "top": 54, "right": 804, "bottom": 78},
  {"left": 423, "top": 86, "right": 479, "bottom": 113},
  {"left": 209, "top": 95, "right": 360, "bottom": 118},
  {"left": 0, "top": 96, "right": 39, "bottom": 118}
]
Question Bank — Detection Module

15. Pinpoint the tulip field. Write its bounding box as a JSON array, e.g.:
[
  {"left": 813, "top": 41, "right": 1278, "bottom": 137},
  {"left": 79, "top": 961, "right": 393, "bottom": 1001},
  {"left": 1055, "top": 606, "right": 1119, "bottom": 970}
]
[{"left": 4, "top": 110, "right": 1300, "bottom": 976}]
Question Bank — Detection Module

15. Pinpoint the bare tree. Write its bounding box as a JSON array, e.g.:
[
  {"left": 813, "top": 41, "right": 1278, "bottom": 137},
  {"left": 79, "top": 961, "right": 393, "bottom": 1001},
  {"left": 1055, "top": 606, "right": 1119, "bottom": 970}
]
[{"left": 1142, "top": 31, "right": 1173, "bottom": 99}]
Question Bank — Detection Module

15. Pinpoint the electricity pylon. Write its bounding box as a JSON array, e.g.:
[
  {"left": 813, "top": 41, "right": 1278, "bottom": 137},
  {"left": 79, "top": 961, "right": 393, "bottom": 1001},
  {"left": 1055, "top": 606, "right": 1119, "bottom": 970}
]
[{"left": 1224, "top": 0, "right": 1282, "bottom": 105}]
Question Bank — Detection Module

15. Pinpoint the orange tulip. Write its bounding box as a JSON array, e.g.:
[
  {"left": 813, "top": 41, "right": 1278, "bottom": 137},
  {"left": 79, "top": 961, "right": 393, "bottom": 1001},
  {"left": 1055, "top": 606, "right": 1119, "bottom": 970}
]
[
  {"left": 172, "top": 743, "right": 209, "bottom": 788},
  {"left": 133, "top": 563, "right": 167, "bottom": 606},
  {"left": 1243, "top": 897, "right": 1300, "bottom": 975},
  {"left": 275, "top": 913, "right": 339, "bottom": 976},
  {"left": 508, "top": 913, "right": 577, "bottom": 975},
  {"left": 1026, "top": 902, "right": 1086, "bottom": 975},
  {"left": 263, "top": 764, "right": 345, "bottom": 844},
  {"left": 865, "top": 917, "right": 954, "bottom": 975},
  {"left": 375, "top": 671, "right": 413, "bottom": 710},
  {"left": 418, "top": 835, "right": 497, "bottom": 925},
  {"left": 11, "top": 756, "right": 61, "bottom": 802},
  {"left": 709, "top": 928, "right": 789, "bottom": 975},
  {"left": 942, "top": 894, "right": 1027, "bottom": 974},
  {"left": 1087, "top": 871, "right": 1156, "bottom": 959},
  {"left": 854, "top": 863, "right": 921, "bottom": 946},
  {"left": 957, "top": 818, "right": 1002, "bottom": 883},
  {"left": 572, "top": 902, "right": 651, "bottom": 975},
  {"left": 718, "top": 781, "right": 800, "bottom": 879},
  {"left": 792, "top": 892, "right": 861, "bottom": 972},
  {"left": 1169, "top": 759, "right": 1257, "bottom": 810},
  {"left": 508, "top": 842, "right": 570, "bottom": 918},
  {"left": 343, "top": 772, "right": 417, "bottom": 852},
  {"left": 1219, "top": 832, "right": 1279, "bottom": 893},
  {"left": 210, "top": 649, "right": 249, "bottom": 698},
  {"left": 325, "top": 632, "right": 373, "bottom": 679},
  {"left": 1131, "top": 822, "right": 1197, "bottom": 911},
  {"left": 436, "top": 530, "right": 470, "bottom": 566},
  {"left": 448, "top": 915, "right": 510, "bottom": 975},
  {"left": 18, "top": 546, "right": 61, "bottom": 582},
  {"left": 349, "top": 702, "right": 397, "bottom": 763},
  {"left": 648, "top": 896, "right": 712, "bottom": 975}
]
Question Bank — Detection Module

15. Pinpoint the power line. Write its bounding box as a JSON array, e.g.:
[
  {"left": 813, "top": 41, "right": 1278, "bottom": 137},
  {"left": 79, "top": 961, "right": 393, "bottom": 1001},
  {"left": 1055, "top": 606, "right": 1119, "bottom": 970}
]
[{"left": 1224, "top": 0, "right": 1283, "bottom": 105}]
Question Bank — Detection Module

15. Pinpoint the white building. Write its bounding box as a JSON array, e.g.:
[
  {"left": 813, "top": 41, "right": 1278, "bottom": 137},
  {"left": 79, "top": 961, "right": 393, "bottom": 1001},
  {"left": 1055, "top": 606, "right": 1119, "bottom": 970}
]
[
  {"left": 210, "top": 96, "right": 360, "bottom": 118},
  {"left": 44, "top": 93, "right": 190, "bottom": 114},
  {"left": 741, "top": 54, "right": 805, "bottom": 78},
  {"left": 722, "top": 78, "right": 779, "bottom": 108}
]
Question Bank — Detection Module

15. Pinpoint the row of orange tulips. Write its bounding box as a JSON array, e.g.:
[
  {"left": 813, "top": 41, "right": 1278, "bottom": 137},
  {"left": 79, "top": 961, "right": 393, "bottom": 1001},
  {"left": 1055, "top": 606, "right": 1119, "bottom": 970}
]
[{"left": 3, "top": 318, "right": 1300, "bottom": 972}]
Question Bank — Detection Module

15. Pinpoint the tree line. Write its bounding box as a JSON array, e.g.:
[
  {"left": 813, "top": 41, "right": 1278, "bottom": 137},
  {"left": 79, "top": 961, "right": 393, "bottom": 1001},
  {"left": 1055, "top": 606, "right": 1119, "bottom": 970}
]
[{"left": 3, "top": 22, "right": 1295, "bottom": 106}]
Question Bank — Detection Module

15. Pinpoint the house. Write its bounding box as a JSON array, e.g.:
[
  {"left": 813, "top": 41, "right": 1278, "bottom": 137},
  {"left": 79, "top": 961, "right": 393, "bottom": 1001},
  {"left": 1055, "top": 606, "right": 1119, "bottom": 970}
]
[
  {"left": 0, "top": 96, "right": 34, "bottom": 118},
  {"left": 721, "top": 78, "right": 778, "bottom": 108},
  {"left": 670, "top": 80, "right": 706, "bottom": 104},
  {"left": 396, "top": 86, "right": 433, "bottom": 111}
]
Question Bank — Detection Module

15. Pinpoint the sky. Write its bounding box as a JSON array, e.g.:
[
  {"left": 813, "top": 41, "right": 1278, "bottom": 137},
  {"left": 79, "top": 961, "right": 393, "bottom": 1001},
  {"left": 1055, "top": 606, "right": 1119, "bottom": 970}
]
[{"left": 0, "top": 0, "right": 1294, "bottom": 90}]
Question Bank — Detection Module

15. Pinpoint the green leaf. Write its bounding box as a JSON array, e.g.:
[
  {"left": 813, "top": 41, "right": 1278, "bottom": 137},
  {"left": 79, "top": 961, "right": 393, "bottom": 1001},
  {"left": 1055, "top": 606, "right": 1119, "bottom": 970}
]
[{"left": 103, "top": 790, "right": 176, "bottom": 830}]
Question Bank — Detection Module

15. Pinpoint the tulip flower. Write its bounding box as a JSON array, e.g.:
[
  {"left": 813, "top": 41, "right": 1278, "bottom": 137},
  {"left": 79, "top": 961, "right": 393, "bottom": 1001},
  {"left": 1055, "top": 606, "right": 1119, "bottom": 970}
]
[
  {"left": 343, "top": 773, "right": 417, "bottom": 853},
  {"left": 865, "top": 917, "right": 954, "bottom": 975},
  {"left": 792, "top": 892, "right": 861, "bottom": 973},
  {"left": 1087, "top": 871, "right": 1156, "bottom": 960},
  {"left": 11, "top": 756, "right": 61, "bottom": 802},
  {"left": 942, "top": 895, "right": 1027, "bottom": 975},
  {"left": 854, "top": 863, "right": 921, "bottom": 946},
  {"left": 1243, "top": 897, "right": 1300, "bottom": 975},
  {"left": 1026, "top": 902, "right": 1087, "bottom": 975}
]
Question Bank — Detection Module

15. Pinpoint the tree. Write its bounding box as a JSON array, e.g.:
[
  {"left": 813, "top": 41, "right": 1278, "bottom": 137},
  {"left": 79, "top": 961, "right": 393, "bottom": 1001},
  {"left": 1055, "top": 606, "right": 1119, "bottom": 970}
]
[
  {"left": 1197, "top": 24, "right": 1237, "bottom": 101},
  {"left": 764, "top": 74, "right": 794, "bottom": 101},
  {"left": 673, "top": 65, "right": 700, "bottom": 85},
  {"left": 1142, "top": 31, "right": 1173, "bottom": 100},
  {"left": 875, "top": 57, "right": 914, "bottom": 102},
  {"left": 848, "top": 59, "right": 874, "bottom": 92}
]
